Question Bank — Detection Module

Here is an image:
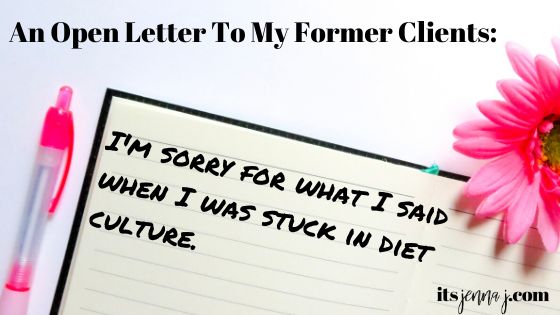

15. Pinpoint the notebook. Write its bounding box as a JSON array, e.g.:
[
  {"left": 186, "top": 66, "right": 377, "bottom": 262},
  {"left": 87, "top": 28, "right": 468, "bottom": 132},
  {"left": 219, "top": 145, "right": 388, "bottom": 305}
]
[{"left": 50, "top": 90, "right": 560, "bottom": 315}]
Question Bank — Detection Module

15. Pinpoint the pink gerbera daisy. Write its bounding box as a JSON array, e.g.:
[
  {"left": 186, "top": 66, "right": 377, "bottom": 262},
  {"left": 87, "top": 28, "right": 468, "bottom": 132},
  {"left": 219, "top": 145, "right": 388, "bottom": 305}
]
[{"left": 453, "top": 39, "right": 560, "bottom": 253}]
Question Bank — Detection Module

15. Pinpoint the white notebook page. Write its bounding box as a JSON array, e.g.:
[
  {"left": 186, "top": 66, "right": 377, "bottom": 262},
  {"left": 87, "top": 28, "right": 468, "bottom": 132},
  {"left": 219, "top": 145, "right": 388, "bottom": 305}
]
[
  {"left": 407, "top": 176, "right": 560, "bottom": 314},
  {"left": 57, "top": 97, "right": 560, "bottom": 315}
]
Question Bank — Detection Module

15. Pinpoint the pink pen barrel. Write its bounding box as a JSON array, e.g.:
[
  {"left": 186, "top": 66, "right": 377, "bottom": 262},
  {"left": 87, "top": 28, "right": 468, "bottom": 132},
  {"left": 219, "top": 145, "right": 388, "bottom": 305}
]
[
  {"left": 0, "top": 87, "right": 73, "bottom": 315},
  {"left": 0, "top": 146, "right": 64, "bottom": 315},
  {"left": 0, "top": 287, "right": 31, "bottom": 315}
]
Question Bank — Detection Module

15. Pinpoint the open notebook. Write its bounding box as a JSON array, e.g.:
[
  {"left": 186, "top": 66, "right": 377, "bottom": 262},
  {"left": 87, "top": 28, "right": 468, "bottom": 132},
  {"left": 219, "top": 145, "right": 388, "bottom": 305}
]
[{"left": 51, "top": 90, "right": 560, "bottom": 315}]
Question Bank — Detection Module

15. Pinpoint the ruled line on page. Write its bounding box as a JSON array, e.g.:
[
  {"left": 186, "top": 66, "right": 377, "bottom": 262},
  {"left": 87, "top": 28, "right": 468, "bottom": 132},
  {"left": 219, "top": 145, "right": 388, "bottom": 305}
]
[
  {"left": 95, "top": 249, "right": 385, "bottom": 305},
  {"left": 114, "top": 153, "right": 400, "bottom": 216},
  {"left": 432, "top": 281, "right": 461, "bottom": 290},
  {"left": 444, "top": 227, "right": 551, "bottom": 253},
  {"left": 211, "top": 173, "right": 397, "bottom": 214},
  {"left": 117, "top": 152, "right": 403, "bottom": 220},
  {"left": 436, "top": 264, "right": 560, "bottom": 293},
  {"left": 105, "top": 189, "right": 385, "bottom": 254},
  {"left": 440, "top": 245, "right": 560, "bottom": 273},
  {"left": 112, "top": 167, "right": 398, "bottom": 215},
  {"left": 80, "top": 308, "right": 112, "bottom": 315},
  {"left": 428, "top": 300, "right": 492, "bottom": 315},
  {"left": 448, "top": 208, "right": 538, "bottom": 231},
  {"left": 85, "top": 288, "right": 218, "bottom": 315},
  {"left": 126, "top": 134, "right": 415, "bottom": 198},
  {"left": 95, "top": 247, "right": 392, "bottom": 292},
  {"left": 91, "top": 261, "right": 390, "bottom": 311},
  {"left": 510, "top": 302, "right": 560, "bottom": 313},
  {"left": 101, "top": 210, "right": 398, "bottom": 273},
  {"left": 106, "top": 189, "right": 364, "bottom": 250},
  {"left": 432, "top": 282, "right": 560, "bottom": 312},
  {"left": 89, "top": 269, "right": 390, "bottom": 312},
  {"left": 110, "top": 171, "right": 404, "bottom": 236}
]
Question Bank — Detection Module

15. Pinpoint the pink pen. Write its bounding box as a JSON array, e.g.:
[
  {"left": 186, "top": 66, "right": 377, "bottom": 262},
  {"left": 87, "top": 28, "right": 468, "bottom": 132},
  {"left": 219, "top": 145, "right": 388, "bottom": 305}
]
[{"left": 0, "top": 87, "right": 74, "bottom": 315}]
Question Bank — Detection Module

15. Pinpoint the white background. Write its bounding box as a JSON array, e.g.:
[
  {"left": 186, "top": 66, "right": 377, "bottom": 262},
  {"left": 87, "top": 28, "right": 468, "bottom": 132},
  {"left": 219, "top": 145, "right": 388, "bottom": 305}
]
[{"left": 1, "top": 1, "right": 560, "bottom": 314}]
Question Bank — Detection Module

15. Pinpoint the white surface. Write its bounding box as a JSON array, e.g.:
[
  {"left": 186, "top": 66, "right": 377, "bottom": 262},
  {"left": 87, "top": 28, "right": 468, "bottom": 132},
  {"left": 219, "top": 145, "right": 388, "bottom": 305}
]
[{"left": 1, "top": 1, "right": 560, "bottom": 314}]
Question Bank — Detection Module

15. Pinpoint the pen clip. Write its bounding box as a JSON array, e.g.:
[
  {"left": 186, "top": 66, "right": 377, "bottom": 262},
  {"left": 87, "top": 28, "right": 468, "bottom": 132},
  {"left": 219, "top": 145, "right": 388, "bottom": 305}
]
[{"left": 49, "top": 116, "right": 74, "bottom": 214}]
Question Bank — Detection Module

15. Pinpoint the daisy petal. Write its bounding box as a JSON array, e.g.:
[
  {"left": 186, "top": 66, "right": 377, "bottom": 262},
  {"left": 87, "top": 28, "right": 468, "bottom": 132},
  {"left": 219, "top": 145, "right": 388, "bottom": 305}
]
[
  {"left": 505, "top": 172, "right": 541, "bottom": 244},
  {"left": 465, "top": 150, "right": 525, "bottom": 197},
  {"left": 453, "top": 137, "right": 522, "bottom": 159},
  {"left": 475, "top": 169, "right": 526, "bottom": 217},
  {"left": 537, "top": 191, "right": 560, "bottom": 253},
  {"left": 477, "top": 100, "right": 533, "bottom": 129},
  {"left": 497, "top": 79, "right": 546, "bottom": 124},
  {"left": 552, "top": 37, "right": 560, "bottom": 66},
  {"left": 542, "top": 166, "right": 560, "bottom": 196},
  {"left": 506, "top": 42, "right": 539, "bottom": 88},
  {"left": 535, "top": 54, "right": 560, "bottom": 111},
  {"left": 453, "top": 120, "right": 528, "bottom": 143}
]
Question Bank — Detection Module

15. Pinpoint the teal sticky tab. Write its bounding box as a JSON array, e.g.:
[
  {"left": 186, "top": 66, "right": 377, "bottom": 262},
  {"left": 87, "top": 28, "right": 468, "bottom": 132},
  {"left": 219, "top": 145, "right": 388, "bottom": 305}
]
[{"left": 421, "top": 163, "right": 439, "bottom": 175}]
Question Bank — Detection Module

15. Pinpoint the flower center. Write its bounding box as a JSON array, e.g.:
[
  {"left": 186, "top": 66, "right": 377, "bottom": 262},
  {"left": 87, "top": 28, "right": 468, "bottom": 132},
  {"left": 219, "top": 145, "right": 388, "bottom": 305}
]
[{"left": 541, "top": 120, "right": 560, "bottom": 171}]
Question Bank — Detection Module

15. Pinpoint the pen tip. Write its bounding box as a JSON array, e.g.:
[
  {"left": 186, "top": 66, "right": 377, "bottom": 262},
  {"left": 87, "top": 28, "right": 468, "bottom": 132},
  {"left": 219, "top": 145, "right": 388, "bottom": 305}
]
[{"left": 56, "top": 86, "right": 73, "bottom": 110}]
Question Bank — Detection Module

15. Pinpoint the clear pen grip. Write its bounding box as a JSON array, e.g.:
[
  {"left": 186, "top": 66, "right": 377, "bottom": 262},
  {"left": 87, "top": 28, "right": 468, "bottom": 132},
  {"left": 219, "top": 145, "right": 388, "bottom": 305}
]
[{"left": 6, "top": 146, "right": 63, "bottom": 290}]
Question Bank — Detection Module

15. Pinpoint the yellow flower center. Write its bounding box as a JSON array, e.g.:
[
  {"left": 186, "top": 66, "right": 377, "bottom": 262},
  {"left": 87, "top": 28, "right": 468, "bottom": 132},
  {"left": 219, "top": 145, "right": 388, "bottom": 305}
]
[{"left": 541, "top": 121, "right": 560, "bottom": 172}]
